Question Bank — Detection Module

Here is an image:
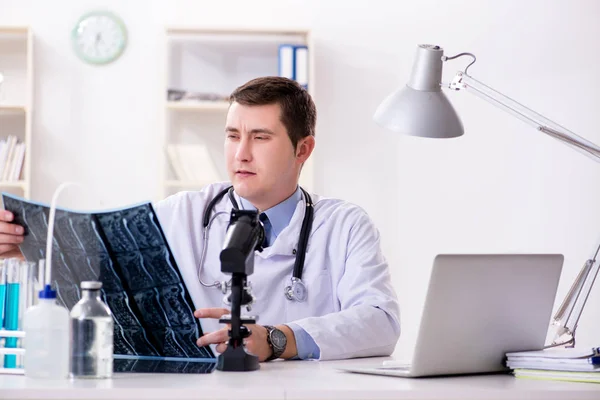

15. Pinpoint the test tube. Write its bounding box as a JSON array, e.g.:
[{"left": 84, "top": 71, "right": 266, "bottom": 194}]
[
  {"left": 4, "top": 258, "right": 21, "bottom": 368},
  {"left": 0, "top": 260, "right": 6, "bottom": 329},
  {"left": 0, "top": 260, "right": 6, "bottom": 368}
]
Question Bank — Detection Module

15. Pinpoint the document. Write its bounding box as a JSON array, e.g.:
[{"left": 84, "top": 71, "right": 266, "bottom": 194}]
[{"left": 2, "top": 193, "right": 215, "bottom": 361}]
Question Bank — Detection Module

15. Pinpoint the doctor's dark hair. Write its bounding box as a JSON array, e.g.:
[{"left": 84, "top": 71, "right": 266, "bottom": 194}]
[{"left": 229, "top": 76, "right": 316, "bottom": 150}]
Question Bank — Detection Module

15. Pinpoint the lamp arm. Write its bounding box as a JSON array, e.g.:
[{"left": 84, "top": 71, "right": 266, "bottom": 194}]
[
  {"left": 549, "top": 244, "right": 600, "bottom": 347},
  {"left": 448, "top": 72, "right": 600, "bottom": 163},
  {"left": 448, "top": 70, "right": 600, "bottom": 347}
]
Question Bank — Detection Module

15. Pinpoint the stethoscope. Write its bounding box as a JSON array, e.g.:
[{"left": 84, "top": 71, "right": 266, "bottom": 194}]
[{"left": 197, "top": 186, "right": 314, "bottom": 302}]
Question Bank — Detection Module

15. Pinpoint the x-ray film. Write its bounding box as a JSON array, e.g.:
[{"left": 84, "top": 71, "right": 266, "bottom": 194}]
[
  {"left": 2, "top": 193, "right": 215, "bottom": 361},
  {"left": 114, "top": 355, "right": 216, "bottom": 374}
]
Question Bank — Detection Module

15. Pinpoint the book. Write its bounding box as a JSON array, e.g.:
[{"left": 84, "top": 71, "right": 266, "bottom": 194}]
[
  {"left": 167, "top": 144, "right": 220, "bottom": 183},
  {"left": 507, "top": 347, "right": 600, "bottom": 382},
  {"left": 507, "top": 347, "right": 600, "bottom": 359},
  {"left": 513, "top": 368, "right": 600, "bottom": 384},
  {"left": 1, "top": 193, "right": 215, "bottom": 361}
]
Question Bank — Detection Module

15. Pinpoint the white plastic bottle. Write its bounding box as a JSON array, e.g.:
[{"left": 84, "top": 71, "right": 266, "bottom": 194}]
[{"left": 23, "top": 284, "right": 70, "bottom": 379}]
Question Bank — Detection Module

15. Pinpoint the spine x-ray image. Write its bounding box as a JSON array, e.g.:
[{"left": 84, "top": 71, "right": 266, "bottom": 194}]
[{"left": 2, "top": 193, "right": 215, "bottom": 361}]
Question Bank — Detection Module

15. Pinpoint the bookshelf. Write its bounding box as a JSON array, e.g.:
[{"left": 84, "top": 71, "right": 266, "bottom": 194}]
[
  {"left": 0, "top": 26, "right": 33, "bottom": 200},
  {"left": 160, "top": 27, "right": 315, "bottom": 200}
]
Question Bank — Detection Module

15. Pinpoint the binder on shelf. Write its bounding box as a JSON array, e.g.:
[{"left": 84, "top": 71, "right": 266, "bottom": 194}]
[
  {"left": 278, "top": 44, "right": 295, "bottom": 80},
  {"left": 278, "top": 44, "right": 309, "bottom": 91},
  {"left": 294, "top": 45, "right": 308, "bottom": 90}
]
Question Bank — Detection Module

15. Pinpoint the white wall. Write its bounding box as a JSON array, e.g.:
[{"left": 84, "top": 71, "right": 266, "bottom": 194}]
[{"left": 1, "top": 0, "right": 600, "bottom": 356}]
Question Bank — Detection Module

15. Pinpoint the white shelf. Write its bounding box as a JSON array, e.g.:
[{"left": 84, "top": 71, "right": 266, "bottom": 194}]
[
  {"left": 0, "top": 26, "right": 29, "bottom": 36},
  {"left": 0, "top": 181, "right": 27, "bottom": 189},
  {"left": 0, "top": 105, "right": 27, "bottom": 115},
  {"left": 166, "top": 101, "right": 229, "bottom": 112}
]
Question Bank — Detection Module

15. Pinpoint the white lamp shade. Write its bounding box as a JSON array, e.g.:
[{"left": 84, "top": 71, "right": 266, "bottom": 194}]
[
  {"left": 374, "top": 44, "right": 464, "bottom": 139},
  {"left": 373, "top": 84, "right": 464, "bottom": 138}
]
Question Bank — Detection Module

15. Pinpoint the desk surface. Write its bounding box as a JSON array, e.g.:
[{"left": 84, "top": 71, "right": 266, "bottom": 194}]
[{"left": 1, "top": 357, "right": 599, "bottom": 400}]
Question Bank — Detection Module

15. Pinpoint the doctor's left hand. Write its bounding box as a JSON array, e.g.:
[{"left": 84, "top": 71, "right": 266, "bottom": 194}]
[{"left": 194, "top": 307, "right": 272, "bottom": 362}]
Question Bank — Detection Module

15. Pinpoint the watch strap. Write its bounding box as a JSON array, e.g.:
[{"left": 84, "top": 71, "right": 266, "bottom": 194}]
[{"left": 264, "top": 325, "right": 285, "bottom": 361}]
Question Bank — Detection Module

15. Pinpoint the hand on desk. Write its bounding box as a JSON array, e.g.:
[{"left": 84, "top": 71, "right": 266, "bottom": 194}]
[
  {"left": 194, "top": 307, "right": 272, "bottom": 361},
  {"left": 194, "top": 307, "right": 298, "bottom": 362},
  {"left": 0, "top": 211, "right": 24, "bottom": 258}
]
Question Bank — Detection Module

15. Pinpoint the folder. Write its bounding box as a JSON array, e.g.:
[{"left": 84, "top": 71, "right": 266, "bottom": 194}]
[
  {"left": 278, "top": 44, "right": 309, "bottom": 90},
  {"left": 294, "top": 45, "right": 308, "bottom": 90},
  {"left": 278, "top": 44, "right": 295, "bottom": 80}
]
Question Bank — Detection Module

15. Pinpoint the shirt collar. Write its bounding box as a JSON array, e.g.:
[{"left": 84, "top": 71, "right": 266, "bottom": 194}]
[{"left": 238, "top": 187, "right": 302, "bottom": 238}]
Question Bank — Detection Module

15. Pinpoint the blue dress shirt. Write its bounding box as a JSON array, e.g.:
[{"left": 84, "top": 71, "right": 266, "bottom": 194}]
[{"left": 239, "top": 187, "right": 320, "bottom": 360}]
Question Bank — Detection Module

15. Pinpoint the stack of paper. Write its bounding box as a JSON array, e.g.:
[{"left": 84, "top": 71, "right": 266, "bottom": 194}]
[
  {"left": 167, "top": 144, "right": 220, "bottom": 183},
  {"left": 506, "top": 347, "right": 600, "bottom": 383}
]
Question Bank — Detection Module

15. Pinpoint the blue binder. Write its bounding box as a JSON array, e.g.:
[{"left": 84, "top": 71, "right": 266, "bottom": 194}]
[{"left": 278, "top": 44, "right": 309, "bottom": 90}]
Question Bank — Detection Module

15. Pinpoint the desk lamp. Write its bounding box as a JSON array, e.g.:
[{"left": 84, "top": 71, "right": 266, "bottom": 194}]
[{"left": 374, "top": 44, "right": 600, "bottom": 348}]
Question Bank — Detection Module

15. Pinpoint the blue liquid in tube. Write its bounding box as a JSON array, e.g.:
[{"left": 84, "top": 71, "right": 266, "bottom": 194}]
[
  {"left": 4, "top": 282, "right": 20, "bottom": 368},
  {"left": 0, "top": 283, "right": 5, "bottom": 328}
]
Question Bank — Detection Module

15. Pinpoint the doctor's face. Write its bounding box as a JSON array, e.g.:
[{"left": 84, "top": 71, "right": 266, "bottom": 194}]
[{"left": 224, "top": 102, "right": 311, "bottom": 210}]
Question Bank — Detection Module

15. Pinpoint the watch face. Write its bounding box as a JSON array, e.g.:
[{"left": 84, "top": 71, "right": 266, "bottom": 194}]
[
  {"left": 72, "top": 11, "right": 127, "bottom": 65},
  {"left": 271, "top": 329, "right": 287, "bottom": 349}
]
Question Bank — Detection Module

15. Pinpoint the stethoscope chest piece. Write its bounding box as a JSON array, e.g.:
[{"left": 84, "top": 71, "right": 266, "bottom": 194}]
[{"left": 285, "top": 277, "right": 307, "bottom": 302}]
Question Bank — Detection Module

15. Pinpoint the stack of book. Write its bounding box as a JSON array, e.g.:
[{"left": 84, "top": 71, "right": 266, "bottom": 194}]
[
  {"left": 0, "top": 136, "right": 26, "bottom": 182},
  {"left": 506, "top": 347, "right": 600, "bottom": 383},
  {"left": 167, "top": 144, "right": 220, "bottom": 183}
]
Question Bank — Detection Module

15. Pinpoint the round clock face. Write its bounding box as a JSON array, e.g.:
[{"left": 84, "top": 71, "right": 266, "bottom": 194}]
[{"left": 72, "top": 11, "right": 127, "bottom": 65}]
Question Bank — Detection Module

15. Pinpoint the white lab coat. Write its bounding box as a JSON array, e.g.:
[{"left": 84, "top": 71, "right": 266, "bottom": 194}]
[{"left": 154, "top": 182, "right": 401, "bottom": 360}]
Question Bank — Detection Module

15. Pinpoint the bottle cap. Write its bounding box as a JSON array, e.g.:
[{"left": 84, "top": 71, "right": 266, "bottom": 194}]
[
  {"left": 38, "top": 284, "right": 57, "bottom": 299},
  {"left": 81, "top": 281, "right": 102, "bottom": 290}
]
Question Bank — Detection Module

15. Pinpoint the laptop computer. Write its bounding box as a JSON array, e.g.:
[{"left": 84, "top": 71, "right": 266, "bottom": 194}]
[{"left": 339, "top": 253, "right": 564, "bottom": 378}]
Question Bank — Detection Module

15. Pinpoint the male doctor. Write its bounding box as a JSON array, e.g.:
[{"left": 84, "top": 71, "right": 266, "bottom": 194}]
[{"left": 0, "top": 76, "right": 400, "bottom": 361}]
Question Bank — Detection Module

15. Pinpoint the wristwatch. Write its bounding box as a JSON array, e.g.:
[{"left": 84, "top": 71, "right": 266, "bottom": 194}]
[{"left": 264, "top": 325, "right": 287, "bottom": 361}]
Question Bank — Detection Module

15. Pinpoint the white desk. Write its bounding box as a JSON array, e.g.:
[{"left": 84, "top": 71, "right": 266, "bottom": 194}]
[{"left": 1, "top": 357, "right": 599, "bottom": 400}]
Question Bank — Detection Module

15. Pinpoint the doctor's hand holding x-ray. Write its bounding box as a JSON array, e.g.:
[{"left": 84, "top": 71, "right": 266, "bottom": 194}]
[{"left": 0, "top": 76, "right": 401, "bottom": 362}]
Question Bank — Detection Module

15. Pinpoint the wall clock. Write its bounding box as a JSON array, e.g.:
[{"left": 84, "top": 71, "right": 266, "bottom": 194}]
[{"left": 72, "top": 11, "right": 127, "bottom": 65}]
